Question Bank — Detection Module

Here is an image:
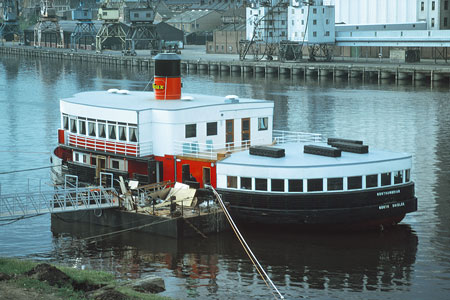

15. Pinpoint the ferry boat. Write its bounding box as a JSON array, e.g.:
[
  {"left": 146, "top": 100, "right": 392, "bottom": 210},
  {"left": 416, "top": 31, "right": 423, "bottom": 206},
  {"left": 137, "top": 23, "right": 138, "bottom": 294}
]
[{"left": 52, "top": 53, "right": 417, "bottom": 229}]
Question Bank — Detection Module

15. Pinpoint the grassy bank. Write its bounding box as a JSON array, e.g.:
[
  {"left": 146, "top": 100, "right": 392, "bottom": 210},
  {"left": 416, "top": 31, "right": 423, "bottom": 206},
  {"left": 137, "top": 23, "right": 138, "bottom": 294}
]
[{"left": 0, "top": 257, "right": 171, "bottom": 300}]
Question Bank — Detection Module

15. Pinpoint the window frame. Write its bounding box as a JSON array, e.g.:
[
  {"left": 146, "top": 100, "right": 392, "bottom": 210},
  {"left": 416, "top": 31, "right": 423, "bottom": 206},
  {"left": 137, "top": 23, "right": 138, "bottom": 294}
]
[
  {"left": 185, "top": 124, "right": 197, "bottom": 138},
  {"left": 206, "top": 122, "right": 218, "bottom": 136}
]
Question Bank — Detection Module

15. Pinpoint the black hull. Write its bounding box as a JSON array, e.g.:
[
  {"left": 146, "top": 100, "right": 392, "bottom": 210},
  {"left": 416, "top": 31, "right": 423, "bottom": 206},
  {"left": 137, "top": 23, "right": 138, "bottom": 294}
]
[{"left": 217, "top": 183, "right": 417, "bottom": 229}]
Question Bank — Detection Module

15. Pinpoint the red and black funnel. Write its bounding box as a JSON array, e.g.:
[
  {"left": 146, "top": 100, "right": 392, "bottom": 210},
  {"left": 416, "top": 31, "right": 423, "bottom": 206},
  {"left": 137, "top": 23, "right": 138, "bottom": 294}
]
[{"left": 153, "top": 53, "right": 181, "bottom": 100}]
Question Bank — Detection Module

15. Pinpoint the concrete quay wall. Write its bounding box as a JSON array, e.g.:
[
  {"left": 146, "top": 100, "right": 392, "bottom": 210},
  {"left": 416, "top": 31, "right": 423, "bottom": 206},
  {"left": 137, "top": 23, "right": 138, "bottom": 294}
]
[{"left": 2, "top": 45, "right": 450, "bottom": 84}]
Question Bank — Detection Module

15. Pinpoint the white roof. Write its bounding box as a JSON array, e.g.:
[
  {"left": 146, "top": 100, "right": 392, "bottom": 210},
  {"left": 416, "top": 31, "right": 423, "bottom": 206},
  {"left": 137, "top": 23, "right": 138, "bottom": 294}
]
[
  {"left": 61, "top": 91, "right": 271, "bottom": 112},
  {"left": 219, "top": 142, "right": 411, "bottom": 169}
]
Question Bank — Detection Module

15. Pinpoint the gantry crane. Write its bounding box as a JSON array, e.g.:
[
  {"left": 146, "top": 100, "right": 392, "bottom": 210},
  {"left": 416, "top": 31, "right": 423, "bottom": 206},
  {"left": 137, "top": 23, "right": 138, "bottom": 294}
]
[
  {"left": 123, "top": 0, "right": 161, "bottom": 56},
  {"left": 34, "top": 0, "right": 65, "bottom": 48},
  {"left": 95, "top": 0, "right": 126, "bottom": 52},
  {"left": 0, "top": 0, "right": 21, "bottom": 44},
  {"left": 70, "top": 1, "right": 97, "bottom": 50}
]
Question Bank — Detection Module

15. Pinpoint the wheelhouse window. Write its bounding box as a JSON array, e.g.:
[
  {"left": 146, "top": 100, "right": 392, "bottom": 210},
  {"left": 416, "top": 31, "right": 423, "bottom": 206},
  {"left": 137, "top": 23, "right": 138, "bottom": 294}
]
[
  {"left": 381, "top": 172, "right": 391, "bottom": 186},
  {"left": 129, "top": 127, "right": 137, "bottom": 142},
  {"left": 240, "top": 177, "right": 252, "bottom": 190},
  {"left": 258, "top": 117, "right": 268, "bottom": 131},
  {"left": 98, "top": 123, "right": 106, "bottom": 138},
  {"left": 63, "top": 115, "right": 69, "bottom": 130},
  {"left": 108, "top": 124, "right": 116, "bottom": 140},
  {"left": 88, "top": 122, "right": 96, "bottom": 137},
  {"left": 327, "top": 178, "right": 343, "bottom": 191},
  {"left": 227, "top": 176, "right": 237, "bottom": 188},
  {"left": 118, "top": 125, "right": 127, "bottom": 141},
  {"left": 366, "top": 174, "right": 378, "bottom": 188},
  {"left": 78, "top": 120, "right": 86, "bottom": 135},
  {"left": 405, "top": 169, "right": 411, "bottom": 182},
  {"left": 307, "top": 179, "right": 323, "bottom": 192},
  {"left": 288, "top": 179, "right": 303, "bottom": 192},
  {"left": 70, "top": 118, "right": 77, "bottom": 133},
  {"left": 207, "top": 122, "right": 217, "bottom": 136},
  {"left": 348, "top": 176, "right": 362, "bottom": 190},
  {"left": 394, "top": 171, "right": 403, "bottom": 184},
  {"left": 185, "top": 124, "right": 196, "bottom": 138},
  {"left": 255, "top": 178, "right": 267, "bottom": 191},
  {"left": 271, "top": 179, "right": 284, "bottom": 192}
]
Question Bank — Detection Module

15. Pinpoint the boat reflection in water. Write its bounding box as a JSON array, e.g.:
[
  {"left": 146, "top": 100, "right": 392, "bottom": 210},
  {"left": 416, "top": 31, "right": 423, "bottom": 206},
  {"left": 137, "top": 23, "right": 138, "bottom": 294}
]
[{"left": 50, "top": 218, "right": 418, "bottom": 298}]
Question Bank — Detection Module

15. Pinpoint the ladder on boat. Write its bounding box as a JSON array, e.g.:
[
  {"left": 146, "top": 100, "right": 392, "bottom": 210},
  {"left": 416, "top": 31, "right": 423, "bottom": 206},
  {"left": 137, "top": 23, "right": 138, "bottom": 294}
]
[{"left": 0, "top": 174, "right": 119, "bottom": 220}]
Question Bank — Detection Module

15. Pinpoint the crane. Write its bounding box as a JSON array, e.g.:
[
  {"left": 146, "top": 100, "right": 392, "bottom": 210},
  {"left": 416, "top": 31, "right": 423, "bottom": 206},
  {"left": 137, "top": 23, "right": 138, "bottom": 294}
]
[
  {"left": 95, "top": 0, "right": 126, "bottom": 52},
  {"left": 34, "top": 0, "right": 65, "bottom": 48},
  {"left": 70, "top": 1, "right": 97, "bottom": 50},
  {"left": 123, "top": 0, "right": 161, "bottom": 56},
  {"left": 0, "top": 0, "right": 21, "bottom": 44}
]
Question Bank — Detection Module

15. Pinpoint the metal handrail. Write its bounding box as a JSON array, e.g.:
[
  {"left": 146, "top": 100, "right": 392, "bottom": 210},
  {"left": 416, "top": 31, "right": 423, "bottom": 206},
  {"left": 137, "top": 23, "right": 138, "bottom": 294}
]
[{"left": 273, "top": 130, "right": 324, "bottom": 144}]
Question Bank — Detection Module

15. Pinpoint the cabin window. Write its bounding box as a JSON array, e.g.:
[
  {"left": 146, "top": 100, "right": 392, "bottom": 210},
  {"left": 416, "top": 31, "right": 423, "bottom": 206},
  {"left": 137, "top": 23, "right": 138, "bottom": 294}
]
[
  {"left": 88, "top": 122, "right": 96, "bottom": 137},
  {"left": 108, "top": 124, "right": 116, "bottom": 140},
  {"left": 240, "top": 177, "right": 252, "bottom": 190},
  {"left": 70, "top": 118, "right": 77, "bottom": 133},
  {"left": 111, "top": 160, "right": 120, "bottom": 169},
  {"left": 313, "top": 8, "right": 317, "bottom": 14},
  {"left": 394, "top": 171, "right": 403, "bottom": 184},
  {"left": 98, "top": 123, "right": 106, "bottom": 138},
  {"left": 288, "top": 179, "right": 303, "bottom": 192},
  {"left": 366, "top": 174, "right": 378, "bottom": 188},
  {"left": 258, "top": 117, "right": 268, "bottom": 131},
  {"left": 381, "top": 172, "right": 391, "bottom": 186},
  {"left": 63, "top": 115, "right": 69, "bottom": 130},
  {"left": 91, "top": 157, "right": 96, "bottom": 165},
  {"left": 129, "top": 127, "right": 137, "bottom": 142},
  {"left": 348, "top": 176, "right": 362, "bottom": 190},
  {"left": 118, "top": 126, "right": 127, "bottom": 141},
  {"left": 271, "top": 179, "right": 284, "bottom": 192},
  {"left": 255, "top": 178, "right": 267, "bottom": 191},
  {"left": 405, "top": 169, "right": 411, "bottom": 182},
  {"left": 75, "top": 152, "right": 79, "bottom": 162},
  {"left": 307, "top": 179, "right": 323, "bottom": 192},
  {"left": 207, "top": 122, "right": 217, "bottom": 136},
  {"left": 185, "top": 124, "right": 196, "bottom": 138},
  {"left": 78, "top": 120, "right": 86, "bottom": 135},
  {"left": 227, "top": 176, "right": 237, "bottom": 188},
  {"left": 327, "top": 178, "right": 343, "bottom": 191}
]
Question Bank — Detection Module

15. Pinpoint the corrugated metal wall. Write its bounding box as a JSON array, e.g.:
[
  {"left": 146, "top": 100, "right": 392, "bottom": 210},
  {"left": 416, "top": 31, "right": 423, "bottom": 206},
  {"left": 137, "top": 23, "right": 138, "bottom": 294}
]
[{"left": 327, "top": 0, "right": 418, "bottom": 25}]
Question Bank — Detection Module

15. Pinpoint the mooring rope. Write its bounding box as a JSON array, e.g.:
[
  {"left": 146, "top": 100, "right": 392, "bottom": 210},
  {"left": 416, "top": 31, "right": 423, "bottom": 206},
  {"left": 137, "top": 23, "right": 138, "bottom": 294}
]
[{"left": 207, "top": 185, "right": 284, "bottom": 300}]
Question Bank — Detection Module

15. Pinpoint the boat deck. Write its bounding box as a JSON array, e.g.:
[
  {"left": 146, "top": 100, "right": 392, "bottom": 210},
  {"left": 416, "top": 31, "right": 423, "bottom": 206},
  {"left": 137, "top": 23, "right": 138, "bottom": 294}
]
[{"left": 219, "top": 142, "right": 411, "bottom": 168}]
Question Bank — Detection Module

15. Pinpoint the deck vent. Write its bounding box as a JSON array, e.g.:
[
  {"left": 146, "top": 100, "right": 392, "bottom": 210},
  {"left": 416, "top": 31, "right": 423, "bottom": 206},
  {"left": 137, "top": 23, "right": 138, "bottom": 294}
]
[
  {"left": 117, "top": 89, "right": 130, "bottom": 95},
  {"left": 327, "top": 138, "right": 363, "bottom": 145},
  {"left": 107, "top": 88, "right": 119, "bottom": 93},
  {"left": 181, "top": 96, "right": 194, "bottom": 101},
  {"left": 249, "top": 146, "right": 285, "bottom": 158},
  {"left": 225, "top": 95, "right": 239, "bottom": 103},
  {"left": 328, "top": 141, "right": 369, "bottom": 154},
  {"left": 304, "top": 145, "right": 341, "bottom": 157}
]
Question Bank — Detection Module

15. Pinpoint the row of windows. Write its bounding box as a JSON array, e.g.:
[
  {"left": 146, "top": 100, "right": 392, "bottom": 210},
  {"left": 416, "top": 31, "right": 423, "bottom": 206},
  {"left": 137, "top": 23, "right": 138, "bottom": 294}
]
[
  {"left": 226, "top": 170, "right": 411, "bottom": 193},
  {"left": 73, "top": 152, "right": 125, "bottom": 170},
  {"left": 63, "top": 115, "right": 138, "bottom": 143},
  {"left": 185, "top": 117, "right": 268, "bottom": 139}
]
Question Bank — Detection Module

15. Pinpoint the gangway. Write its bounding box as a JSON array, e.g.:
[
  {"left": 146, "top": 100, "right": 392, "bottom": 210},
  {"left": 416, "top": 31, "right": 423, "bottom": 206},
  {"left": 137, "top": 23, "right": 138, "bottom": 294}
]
[{"left": 0, "top": 174, "right": 119, "bottom": 220}]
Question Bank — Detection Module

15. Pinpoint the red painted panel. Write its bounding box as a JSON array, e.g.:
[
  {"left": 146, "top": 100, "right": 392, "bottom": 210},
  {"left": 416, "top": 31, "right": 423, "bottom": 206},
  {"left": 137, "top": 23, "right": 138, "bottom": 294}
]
[
  {"left": 154, "top": 155, "right": 217, "bottom": 188},
  {"left": 58, "top": 129, "right": 65, "bottom": 144},
  {"left": 128, "top": 160, "right": 148, "bottom": 177}
]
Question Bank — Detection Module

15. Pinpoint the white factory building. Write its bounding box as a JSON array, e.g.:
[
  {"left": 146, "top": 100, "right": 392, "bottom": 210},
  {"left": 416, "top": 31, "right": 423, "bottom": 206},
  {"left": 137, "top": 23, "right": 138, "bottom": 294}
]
[{"left": 326, "top": 0, "right": 450, "bottom": 30}]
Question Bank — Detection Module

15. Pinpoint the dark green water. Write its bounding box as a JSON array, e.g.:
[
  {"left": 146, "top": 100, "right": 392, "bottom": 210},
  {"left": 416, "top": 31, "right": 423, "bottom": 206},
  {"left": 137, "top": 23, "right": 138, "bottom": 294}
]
[{"left": 0, "top": 55, "right": 449, "bottom": 299}]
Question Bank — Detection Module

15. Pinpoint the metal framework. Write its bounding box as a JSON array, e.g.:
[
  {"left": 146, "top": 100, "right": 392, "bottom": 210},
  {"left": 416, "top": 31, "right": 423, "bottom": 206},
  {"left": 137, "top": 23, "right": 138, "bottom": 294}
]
[
  {"left": 34, "top": 0, "right": 64, "bottom": 48},
  {"left": 70, "top": 3, "right": 97, "bottom": 50},
  {"left": 0, "top": 0, "right": 21, "bottom": 44},
  {"left": 96, "top": 0, "right": 126, "bottom": 52},
  {"left": 0, "top": 173, "right": 118, "bottom": 220},
  {"left": 123, "top": 1, "right": 161, "bottom": 56}
]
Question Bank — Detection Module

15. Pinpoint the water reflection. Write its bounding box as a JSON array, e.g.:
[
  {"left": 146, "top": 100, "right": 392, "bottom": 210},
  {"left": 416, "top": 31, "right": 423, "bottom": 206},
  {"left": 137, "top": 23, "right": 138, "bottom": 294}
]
[{"left": 50, "top": 218, "right": 417, "bottom": 298}]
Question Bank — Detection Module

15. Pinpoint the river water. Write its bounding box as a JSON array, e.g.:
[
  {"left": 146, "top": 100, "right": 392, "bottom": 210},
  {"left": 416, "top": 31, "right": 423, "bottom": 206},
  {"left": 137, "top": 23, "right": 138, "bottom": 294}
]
[{"left": 0, "top": 55, "right": 449, "bottom": 299}]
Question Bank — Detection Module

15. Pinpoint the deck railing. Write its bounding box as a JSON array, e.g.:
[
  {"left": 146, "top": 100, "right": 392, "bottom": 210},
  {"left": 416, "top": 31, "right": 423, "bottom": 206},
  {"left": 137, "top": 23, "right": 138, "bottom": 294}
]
[
  {"left": 67, "top": 133, "right": 153, "bottom": 157},
  {"left": 273, "top": 130, "right": 324, "bottom": 144},
  {"left": 174, "top": 131, "right": 323, "bottom": 160}
]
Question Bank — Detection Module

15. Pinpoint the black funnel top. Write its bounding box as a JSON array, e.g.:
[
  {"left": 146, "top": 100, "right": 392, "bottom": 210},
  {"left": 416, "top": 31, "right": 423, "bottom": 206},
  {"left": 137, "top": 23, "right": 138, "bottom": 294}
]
[{"left": 154, "top": 53, "right": 181, "bottom": 77}]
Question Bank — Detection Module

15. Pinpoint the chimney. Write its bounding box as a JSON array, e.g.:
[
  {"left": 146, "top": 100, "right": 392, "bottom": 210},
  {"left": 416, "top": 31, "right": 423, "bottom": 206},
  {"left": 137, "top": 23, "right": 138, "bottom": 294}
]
[{"left": 153, "top": 53, "right": 182, "bottom": 100}]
